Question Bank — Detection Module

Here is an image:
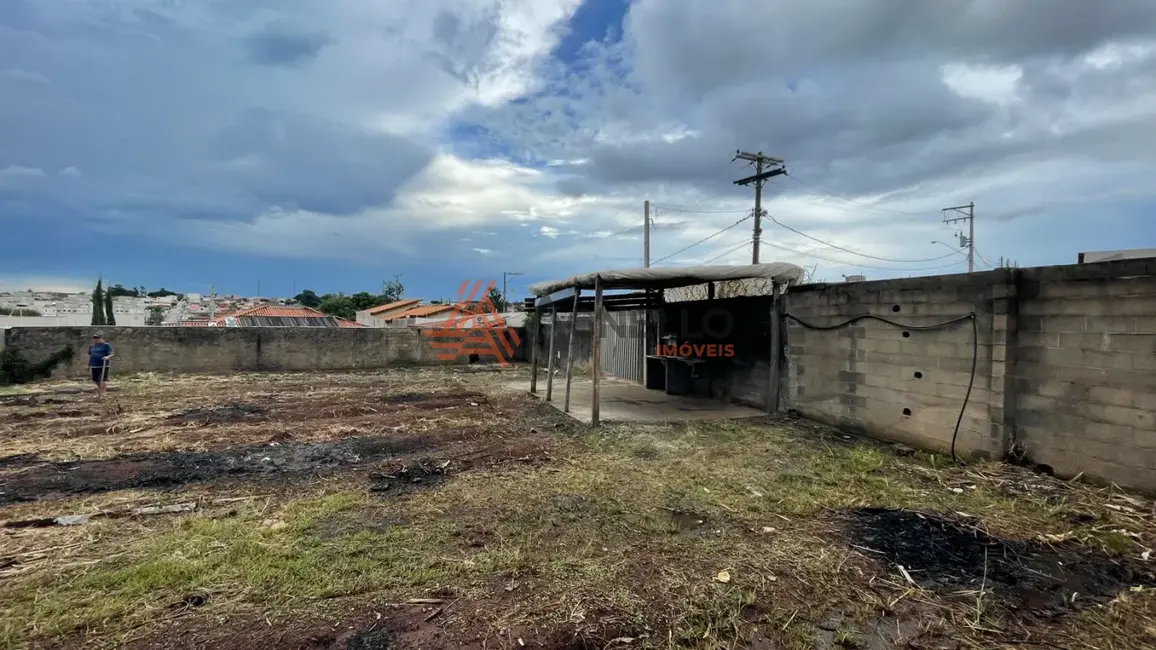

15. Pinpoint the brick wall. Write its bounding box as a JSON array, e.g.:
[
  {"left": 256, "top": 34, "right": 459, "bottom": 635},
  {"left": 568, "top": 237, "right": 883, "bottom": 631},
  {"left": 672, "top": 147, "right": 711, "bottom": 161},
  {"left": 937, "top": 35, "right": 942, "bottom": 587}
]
[
  {"left": 2, "top": 326, "right": 529, "bottom": 377},
  {"left": 780, "top": 259, "right": 1156, "bottom": 491}
]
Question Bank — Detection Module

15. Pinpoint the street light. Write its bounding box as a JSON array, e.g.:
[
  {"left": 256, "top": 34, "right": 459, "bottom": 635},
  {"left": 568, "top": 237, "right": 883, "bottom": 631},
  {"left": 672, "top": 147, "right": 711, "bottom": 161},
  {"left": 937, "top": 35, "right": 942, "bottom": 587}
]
[{"left": 930, "top": 240, "right": 964, "bottom": 254}]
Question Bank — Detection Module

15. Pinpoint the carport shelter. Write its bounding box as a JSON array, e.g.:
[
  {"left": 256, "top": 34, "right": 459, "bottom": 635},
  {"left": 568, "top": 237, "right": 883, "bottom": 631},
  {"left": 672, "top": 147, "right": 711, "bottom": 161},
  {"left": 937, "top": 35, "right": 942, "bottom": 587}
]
[{"left": 525, "top": 263, "right": 804, "bottom": 425}]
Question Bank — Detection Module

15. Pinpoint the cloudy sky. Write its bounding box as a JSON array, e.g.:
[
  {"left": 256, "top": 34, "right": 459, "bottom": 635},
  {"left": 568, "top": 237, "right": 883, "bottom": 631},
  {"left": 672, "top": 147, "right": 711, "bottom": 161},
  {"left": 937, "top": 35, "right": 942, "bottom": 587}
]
[{"left": 2, "top": 0, "right": 1155, "bottom": 299}]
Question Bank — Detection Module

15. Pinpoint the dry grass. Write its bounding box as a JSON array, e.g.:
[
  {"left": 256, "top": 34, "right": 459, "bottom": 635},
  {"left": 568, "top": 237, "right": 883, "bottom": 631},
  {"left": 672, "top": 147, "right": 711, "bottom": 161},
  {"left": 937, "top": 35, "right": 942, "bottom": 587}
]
[{"left": 1, "top": 367, "right": 1153, "bottom": 649}]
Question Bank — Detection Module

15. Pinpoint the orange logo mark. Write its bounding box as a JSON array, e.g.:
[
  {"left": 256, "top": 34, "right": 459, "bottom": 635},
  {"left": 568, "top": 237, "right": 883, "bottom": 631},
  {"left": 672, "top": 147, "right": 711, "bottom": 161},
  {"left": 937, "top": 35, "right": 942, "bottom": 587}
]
[{"left": 422, "top": 280, "right": 521, "bottom": 366}]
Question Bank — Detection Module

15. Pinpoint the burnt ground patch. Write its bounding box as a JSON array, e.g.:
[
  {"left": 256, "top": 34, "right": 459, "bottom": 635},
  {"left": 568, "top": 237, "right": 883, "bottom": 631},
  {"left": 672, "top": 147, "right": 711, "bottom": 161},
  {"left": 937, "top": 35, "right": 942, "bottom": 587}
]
[
  {"left": 168, "top": 403, "right": 268, "bottom": 425},
  {"left": 0, "top": 427, "right": 527, "bottom": 505},
  {"left": 846, "top": 507, "right": 1156, "bottom": 620}
]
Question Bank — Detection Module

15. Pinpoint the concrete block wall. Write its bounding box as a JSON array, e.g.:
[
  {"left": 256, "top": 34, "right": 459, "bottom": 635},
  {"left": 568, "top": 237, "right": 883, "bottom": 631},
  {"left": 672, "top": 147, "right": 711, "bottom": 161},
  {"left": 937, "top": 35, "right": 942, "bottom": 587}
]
[
  {"left": 781, "top": 259, "right": 1156, "bottom": 491},
  {"left": 2, "top": 326, "right": 526, "bottom": 378},
  {"left": 782, "top": 272, "right": 1003, "bottom": 457},
  {"left": 1011, "top": 264, "right": 1156, "bottom": 488}
]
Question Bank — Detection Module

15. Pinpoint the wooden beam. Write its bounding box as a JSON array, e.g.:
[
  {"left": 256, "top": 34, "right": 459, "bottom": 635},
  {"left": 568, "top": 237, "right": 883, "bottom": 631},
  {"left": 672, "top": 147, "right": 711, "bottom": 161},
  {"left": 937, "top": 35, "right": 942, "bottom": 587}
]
[
  {"left": 563, "top": 289, "right": 581, "bottom": 412},
  {"left": 591, "top": 276, "right": 604, "bottom": 426},
  {"left": 767, "top": 284, "right": 783, "bottom": 413},
  {"left": 545, "top": 305, "right": 558, "bottom": 401},
  {"left": 529, "top": 309, "right": 540, "bottom": 395}
]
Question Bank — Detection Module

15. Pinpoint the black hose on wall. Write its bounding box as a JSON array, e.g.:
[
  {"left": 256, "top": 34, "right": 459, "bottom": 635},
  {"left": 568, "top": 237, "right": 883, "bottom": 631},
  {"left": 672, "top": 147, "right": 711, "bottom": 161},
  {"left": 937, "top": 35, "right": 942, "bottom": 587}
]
[{"left": 783, "top": 311, "right": 979, "bottom": 463}]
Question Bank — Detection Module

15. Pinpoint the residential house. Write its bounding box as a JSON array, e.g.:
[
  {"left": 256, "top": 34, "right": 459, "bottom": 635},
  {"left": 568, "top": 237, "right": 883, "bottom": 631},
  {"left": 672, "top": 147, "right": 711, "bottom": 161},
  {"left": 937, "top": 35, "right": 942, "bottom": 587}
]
[{"left": 355, "top": 298, "right": 422, "bottom": 327}]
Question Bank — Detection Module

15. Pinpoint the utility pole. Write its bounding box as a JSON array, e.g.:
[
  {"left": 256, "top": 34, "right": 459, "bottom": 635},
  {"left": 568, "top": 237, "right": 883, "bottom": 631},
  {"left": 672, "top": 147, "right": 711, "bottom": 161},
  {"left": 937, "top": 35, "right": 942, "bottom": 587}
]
[
  {"left": 733, "top": 151, "right": 786, "bottom": 264},
  {"left": 942, "top": 202, "right": 975, "bottom": 273},
  {"left": 502, "top": 271, "right": 523, "bottom": 311},
  {"left": 643, "top": 200, "right": 651, "bottom": 268}
]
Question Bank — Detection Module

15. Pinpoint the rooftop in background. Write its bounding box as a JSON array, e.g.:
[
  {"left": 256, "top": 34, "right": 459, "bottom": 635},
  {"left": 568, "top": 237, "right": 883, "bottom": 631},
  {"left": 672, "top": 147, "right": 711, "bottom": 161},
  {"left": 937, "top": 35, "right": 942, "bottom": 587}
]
[{"left": 366, "top": 299, "right": 421, "bottom": 316}]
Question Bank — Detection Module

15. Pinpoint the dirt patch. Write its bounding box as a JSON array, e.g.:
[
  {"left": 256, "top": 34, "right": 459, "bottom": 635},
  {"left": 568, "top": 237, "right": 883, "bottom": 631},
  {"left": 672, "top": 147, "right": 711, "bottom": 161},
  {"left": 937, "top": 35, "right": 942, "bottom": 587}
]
[
  {"left": 168, "top": 403, "right": 267, "bottom": 425},
  {"left": 845, "top": 508, "right": 1156, "bottom": 620}
]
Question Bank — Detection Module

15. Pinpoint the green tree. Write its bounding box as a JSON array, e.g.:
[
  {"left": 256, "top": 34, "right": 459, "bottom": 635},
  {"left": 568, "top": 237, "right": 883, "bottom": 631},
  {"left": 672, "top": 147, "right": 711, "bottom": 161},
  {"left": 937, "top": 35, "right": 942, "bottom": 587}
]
[
  {"left": 145, "top": 306, "right": 165, "bottom": 326},
  {"left": 487, "top": 285, "right": 506, "bottom": 312},
  {"left": 294, "top": 289, "right": 322, "bottom": 308},
  {"left": 106, "top": 283, "right": 140, "bottom": 298},
  {"left": 147, "top": 288, "right": 178, "bottom": 298},
  {"left": 348, "top": 292, "right": 381, "bottom": 311},
  {"left": 318, "top": 295, "right": 356, "bottom": 321},
  {"left": 91, "top": 279, "right": 106, "bottom": 326},
  {"left": 104, "top": 290, "right": 116, "bottom": 326}
]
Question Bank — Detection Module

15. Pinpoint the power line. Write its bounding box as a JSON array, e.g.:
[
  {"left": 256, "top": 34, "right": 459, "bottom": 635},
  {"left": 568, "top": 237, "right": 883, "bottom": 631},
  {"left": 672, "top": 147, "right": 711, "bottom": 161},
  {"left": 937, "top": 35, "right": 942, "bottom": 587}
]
[
  {"left": 647, "top": 201, "right": 753, "bottom": 213},
  {"left": 767, "top": 215, "right": 959, "bottom": 263},
  {"left": 651, "top": 212, "right": 753, "bottom": 265},
  {"left": 703, "top": 240, "right": 752, "bottom": 264},
  {"left": 763, "top": 240, "right": 969, "bottom": 273}
]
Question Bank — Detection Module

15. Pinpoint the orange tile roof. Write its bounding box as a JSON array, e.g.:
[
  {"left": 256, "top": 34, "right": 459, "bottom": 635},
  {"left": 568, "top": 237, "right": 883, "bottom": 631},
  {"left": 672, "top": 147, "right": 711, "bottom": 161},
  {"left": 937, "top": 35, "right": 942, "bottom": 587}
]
[
  {"left": 386, "top": 304, "right": 468, "bottom": 320},
  {"left": 225, "top": 305, "right": 328, "bottom": 319},
  {"left": 335, "top": 318, "right": 365, "bottom": 328},
  {"left": 367, "top": 298, "right": 421, "bottom": 316}
]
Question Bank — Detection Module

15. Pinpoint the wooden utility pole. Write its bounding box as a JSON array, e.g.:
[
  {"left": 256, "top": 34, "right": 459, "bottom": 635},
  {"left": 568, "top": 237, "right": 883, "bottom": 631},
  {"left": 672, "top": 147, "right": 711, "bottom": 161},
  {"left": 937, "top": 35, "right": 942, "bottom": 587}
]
[
  {"left": 733, "top": 151, "right": 786, "bottom": 264},
  {"left": 942, "top": 202, "right": 975, "bottom": 273}
]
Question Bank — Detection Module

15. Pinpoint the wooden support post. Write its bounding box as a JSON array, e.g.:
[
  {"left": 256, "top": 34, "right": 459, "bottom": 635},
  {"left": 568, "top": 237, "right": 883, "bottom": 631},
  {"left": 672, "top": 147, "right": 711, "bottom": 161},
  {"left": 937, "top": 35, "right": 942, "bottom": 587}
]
[
  {"left": 545, "top": 305, "right": 558, "bottom": 401},
  {"left": 591, "top": 277, "right": 604, "bottom": 426},
  {"left": 563, "top": 289, "right": 581, "bottom": 412},
  {"left": 767, "top": 283, "right": 783, "bottom": 413},
  {"left": 529, "top": 309, "right": 540, "bottom": 395}
]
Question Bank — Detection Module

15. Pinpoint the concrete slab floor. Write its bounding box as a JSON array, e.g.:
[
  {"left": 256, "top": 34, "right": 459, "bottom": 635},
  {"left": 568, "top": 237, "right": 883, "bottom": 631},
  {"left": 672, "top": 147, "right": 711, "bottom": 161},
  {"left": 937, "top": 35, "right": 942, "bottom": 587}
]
[{"left": 506, "top": 377, "right": 766, "bottom": 424}]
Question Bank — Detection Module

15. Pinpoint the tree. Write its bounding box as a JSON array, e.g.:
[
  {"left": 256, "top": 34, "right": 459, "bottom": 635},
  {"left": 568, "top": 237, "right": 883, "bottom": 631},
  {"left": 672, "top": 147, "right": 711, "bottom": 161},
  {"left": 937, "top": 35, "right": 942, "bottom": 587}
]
[
  {"left": 487, "top": 285, "right": 506, "bottom": 312},
  {"left": 348, "top": 292, "right": 380, "bottom": 311},
  {"left": 380, "top": 276, "right": 404, "bottom": 303},
  {"left": 91, "top": 279, "right": 106, "bottom": 326},
  {"left": 104, "top": 290, "right": 116, "bottom": 326},
  {"left": 318, "top": 295, "right": 356, "bottom": 321},
  {"left": 145, "top": 306, "right": 165, "bottom": 326},
  {"left": 294, "top": 289, "right": 322, "bottom": 308},
  {"left": 106, "top": 283, "right": 140, "bottom": 298},
  {"left": 147, "top": 288, "right": 178, "bottom": 298}
]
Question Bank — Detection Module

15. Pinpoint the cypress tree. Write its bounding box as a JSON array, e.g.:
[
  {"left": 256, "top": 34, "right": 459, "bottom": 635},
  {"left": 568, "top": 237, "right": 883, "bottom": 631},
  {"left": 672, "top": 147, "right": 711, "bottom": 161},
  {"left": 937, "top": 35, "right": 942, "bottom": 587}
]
[
  {"left": 104, "top": 290, "right": 116, "bottom": 326},
  {"left": 91, "top": 279, "right": 106, "bottom": 326}
]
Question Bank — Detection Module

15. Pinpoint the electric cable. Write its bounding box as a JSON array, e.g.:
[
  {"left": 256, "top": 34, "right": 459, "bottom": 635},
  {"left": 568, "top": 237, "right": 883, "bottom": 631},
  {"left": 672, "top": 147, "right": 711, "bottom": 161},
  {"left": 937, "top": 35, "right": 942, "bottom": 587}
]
[
  {"left": 767, "top": 215, "right": 958, "bottom": 263},
  {"left": 651, "top": 212, "right": 753, "bottom": 265},
  {"left": 651, "top": 203, "right": 749, "bottom": 213},
  {"left": 703, "top": 240, "right": 752, "bottom": 264},
  {"left": 763, "top": 241, "right": 968, "bottom": 273},
  {"left": 783, "top": 311, "right": 978, "bottom": 464}
]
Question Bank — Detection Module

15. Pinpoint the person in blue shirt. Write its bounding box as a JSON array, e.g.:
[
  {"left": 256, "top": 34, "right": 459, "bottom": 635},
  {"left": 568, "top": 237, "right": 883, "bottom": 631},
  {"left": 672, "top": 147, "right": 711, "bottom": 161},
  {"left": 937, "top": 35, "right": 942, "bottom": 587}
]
[{"left": 88, "top": 333, "right": 114, "bottom": 395}]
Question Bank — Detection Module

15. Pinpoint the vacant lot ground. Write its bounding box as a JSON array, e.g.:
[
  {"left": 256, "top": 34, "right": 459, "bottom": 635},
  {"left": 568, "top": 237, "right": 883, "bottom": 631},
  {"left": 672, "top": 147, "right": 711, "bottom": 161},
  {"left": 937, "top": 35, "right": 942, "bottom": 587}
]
[{"left": 1, "top": 366, "right": 1153, "bottom": 650}]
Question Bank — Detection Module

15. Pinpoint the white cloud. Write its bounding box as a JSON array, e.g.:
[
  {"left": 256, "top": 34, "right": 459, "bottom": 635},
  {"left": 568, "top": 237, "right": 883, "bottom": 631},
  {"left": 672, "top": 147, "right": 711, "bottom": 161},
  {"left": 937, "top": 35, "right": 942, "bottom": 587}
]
[
  {"left": 0, "top": 166, "right": 46, "bottom": 178},
  {"left": 58, "top": 166, "right": 82, "bottom": 177},
  {"left": 472, "top": 247, "right": 494, "bottom": 255},
  {"left": 941, "top": 63, "right": 1023, "bottom": 105}
]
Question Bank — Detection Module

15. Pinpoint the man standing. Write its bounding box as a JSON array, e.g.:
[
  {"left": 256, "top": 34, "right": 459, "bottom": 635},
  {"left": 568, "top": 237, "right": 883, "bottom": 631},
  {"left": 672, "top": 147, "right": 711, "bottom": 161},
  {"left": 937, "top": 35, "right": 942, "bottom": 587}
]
[{"left": 88, "top": 332, "right": 114, "bottom": 396}]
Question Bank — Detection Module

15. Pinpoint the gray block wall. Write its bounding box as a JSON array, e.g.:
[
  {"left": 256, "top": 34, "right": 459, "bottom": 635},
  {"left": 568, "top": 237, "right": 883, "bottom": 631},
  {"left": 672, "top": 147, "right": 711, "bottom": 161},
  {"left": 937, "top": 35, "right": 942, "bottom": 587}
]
[
  {"left": 781, "top": 259, "right": 1156, "bottom": 491},
  {"left": 2, "top": 326, "right": 529, "bottom": 377}
]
